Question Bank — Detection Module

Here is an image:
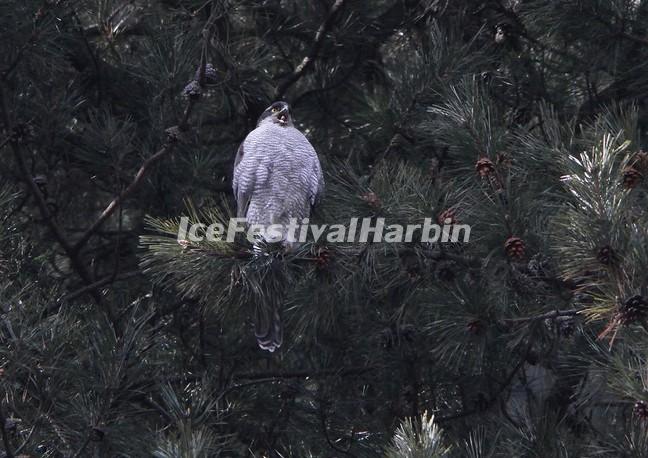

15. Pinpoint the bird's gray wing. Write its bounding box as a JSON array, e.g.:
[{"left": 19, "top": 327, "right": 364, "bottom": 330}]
[
  {"left": 232, "top": 142, "right": 252, "bottom": 218},
  {"left": 309, "top": 156, "right": 325, "bottom": 208}
]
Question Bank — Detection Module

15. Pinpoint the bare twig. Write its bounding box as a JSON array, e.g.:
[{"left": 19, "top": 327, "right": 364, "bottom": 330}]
[{"left": 275, "top": 0, "right": 346, "bottom": 99}]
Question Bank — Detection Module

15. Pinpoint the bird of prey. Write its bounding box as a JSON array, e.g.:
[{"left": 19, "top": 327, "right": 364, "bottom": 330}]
[{"left": 232, "top": 101, "right": 324, "bottom": 351}]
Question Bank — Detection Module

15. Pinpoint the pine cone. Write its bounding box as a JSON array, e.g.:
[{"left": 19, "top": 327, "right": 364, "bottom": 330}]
[
  {"left": 619, "top": 295, "right": 648, "bottom": 325},
  {"left": 596, "top": 245, "right": 616, "bottom": 265},
  {"left": 622, "top": 166, "right": 642, "bottom": 189},
  {"left": 182, "top": 80, "right": 202, "bottom": 99},
  {"left": 634, "top": 400, "right": 648, "bottom": 420},
  {"left": 475, "top": 157, "right": 495, "bottom": 177},
  {"left": 437, "top": 208, "right": 458, "bottom": 225},
  {"left": 194, "top": 63, "right": 218, "bottom": 84},
  {"left": 504, "top": 236, "right": 525, "bottom": 259},
  {"left": 360, "top": 191, "right": 381, "bottom": 208}
]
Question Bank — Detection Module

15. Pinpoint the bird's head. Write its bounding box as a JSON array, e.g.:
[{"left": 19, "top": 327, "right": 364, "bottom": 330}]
[{"left": 258, "top": 101, "right": 293, "bottom": 127}]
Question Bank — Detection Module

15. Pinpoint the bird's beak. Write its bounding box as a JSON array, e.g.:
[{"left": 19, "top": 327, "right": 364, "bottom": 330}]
[{"left": 277, "top": 107, "right": 289, "bottom": 124}]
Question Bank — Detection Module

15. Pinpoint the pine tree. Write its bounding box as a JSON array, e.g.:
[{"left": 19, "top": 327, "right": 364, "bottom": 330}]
[{"left": 3, "top": 0, "right": 648, "bottom": 456}]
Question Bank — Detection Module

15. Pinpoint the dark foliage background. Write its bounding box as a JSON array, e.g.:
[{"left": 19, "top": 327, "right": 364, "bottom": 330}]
[{"left": 3, "top": 0, "right": 648, "bottom": 456}]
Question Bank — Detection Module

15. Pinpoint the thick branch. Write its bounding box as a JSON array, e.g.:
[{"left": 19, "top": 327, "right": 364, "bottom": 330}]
[
  {"left": 71, "top": 143, "right": 176, "bottom": 253},
  {"left": 275, "top": 0, "right": 346, "bottom": 99}
]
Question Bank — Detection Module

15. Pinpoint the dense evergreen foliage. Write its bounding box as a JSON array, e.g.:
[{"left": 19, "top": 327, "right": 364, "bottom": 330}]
[{"left": 3, "top": 0, "right": 648, "bottom": 456}]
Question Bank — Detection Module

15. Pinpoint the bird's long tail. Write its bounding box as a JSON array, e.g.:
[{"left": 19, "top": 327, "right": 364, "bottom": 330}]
[
  {"left": 254, "top": 299, "right": 283, "bottom": 352},
  {"left": 249, "top": 239, "right": 285, "bottom": 352}
]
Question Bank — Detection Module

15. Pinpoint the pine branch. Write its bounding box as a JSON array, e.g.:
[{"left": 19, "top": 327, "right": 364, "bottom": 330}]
[
  {"left": 70, "top": 7, "right": 215, "bottom": 254},
  {"left": 0, "top": 85, "right": 110, "bottom": 316},
  {"left": 505, "top": 308, "right": 579, "bottom": 323},
  {"left": 275, "top": 0, "right": 347, "bottom": 99},
  {"left": 386, "top": 412, "right": 450, "bottom": 458}
]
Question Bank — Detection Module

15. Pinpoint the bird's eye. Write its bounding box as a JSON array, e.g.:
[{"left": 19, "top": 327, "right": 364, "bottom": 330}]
[{"left": 271, "top": 107, "right": 279, "bottom": 113}]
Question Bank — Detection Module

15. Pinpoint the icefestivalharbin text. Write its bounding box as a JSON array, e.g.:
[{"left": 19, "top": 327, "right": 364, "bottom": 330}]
[{"left": 177, "top": 217, "right": 471, "bottom": 244}]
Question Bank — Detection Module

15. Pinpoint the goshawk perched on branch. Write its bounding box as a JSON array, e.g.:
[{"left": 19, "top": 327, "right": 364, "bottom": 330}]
[{"left": 232, "top": 101, "right": 324, "bottom": 351}]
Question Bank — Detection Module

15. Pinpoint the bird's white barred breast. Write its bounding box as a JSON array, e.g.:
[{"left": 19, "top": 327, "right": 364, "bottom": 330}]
[{"left": 235, "top": 123, "right": 323, "bottom": 230}]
